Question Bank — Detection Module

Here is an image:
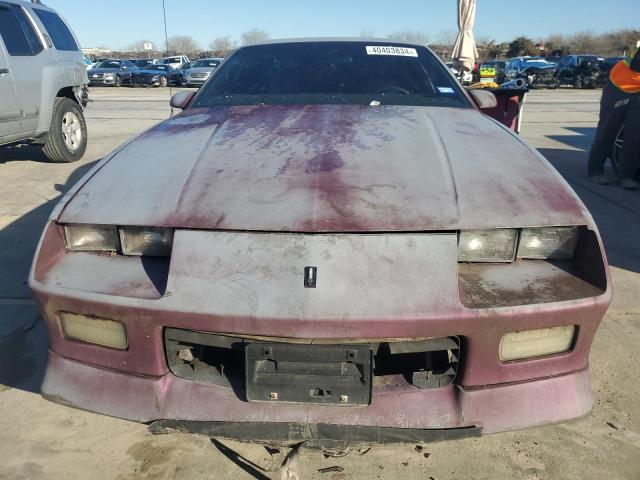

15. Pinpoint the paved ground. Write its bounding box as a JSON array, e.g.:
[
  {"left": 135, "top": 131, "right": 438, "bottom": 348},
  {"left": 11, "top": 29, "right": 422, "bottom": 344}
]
[{"left": 0, "top": 87, "right": 639, "bottom": 480}]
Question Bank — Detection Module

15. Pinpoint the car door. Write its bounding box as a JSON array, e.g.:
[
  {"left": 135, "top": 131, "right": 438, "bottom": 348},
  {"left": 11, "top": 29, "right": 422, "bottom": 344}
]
[
  {"left": 121, "top": 60, "right": 135, "bottom": 79},
  {"left": 0, "top": 2, "right": 42, "bottom": 137},
  {"left": 0, "top": 31, "right": 20, "bottom": 137}
]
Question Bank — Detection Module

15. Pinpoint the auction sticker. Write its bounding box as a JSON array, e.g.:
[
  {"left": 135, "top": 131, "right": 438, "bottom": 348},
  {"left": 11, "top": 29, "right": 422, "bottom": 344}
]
[{"left": 366, "top": 45, "right": 418, "bottom": 57}]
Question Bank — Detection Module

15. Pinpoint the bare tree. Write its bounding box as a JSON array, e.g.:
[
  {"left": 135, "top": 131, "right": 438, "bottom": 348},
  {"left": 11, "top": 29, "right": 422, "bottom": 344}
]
[
  {"left": 209, "top": 36, "right": 236, "bottom": 56},
  {"left": 128, "top": 39, "right": 154, "bottom": 53},
  {"left": 167, "top": 35, "right": 200, "bottom": 54},
  {"left": 567, "top": 31, "right": 598, "bottom": 55},
  {"left": 431, "top": 30, "right": 457, "bottom": 47},
  {"left": 387, "top": 30, "right": 430, "bottom": 45},
  {"left": 241, "top": 29, "right": 270, "bottom": 45}
]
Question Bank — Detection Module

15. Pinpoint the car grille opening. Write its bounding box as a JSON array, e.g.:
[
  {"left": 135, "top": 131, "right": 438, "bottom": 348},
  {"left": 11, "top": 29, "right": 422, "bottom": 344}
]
[{"left": 164, "top": 328, "right": 460, "bottom": 395}]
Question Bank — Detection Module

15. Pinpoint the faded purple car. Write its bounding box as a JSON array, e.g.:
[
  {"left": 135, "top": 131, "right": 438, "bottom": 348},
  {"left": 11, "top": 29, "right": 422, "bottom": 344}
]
[{"left": 30, "top": 39, "right": 611, "bottom": 444}]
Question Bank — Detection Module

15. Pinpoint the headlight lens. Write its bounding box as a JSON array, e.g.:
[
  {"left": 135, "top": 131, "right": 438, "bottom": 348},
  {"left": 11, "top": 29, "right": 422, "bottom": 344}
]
[
  {"left": 499, "top": 325, "right": 575, "bottom": 361},
  {"left": 119, "top": 226, "right": 173, "bottom": 256},
  {"left": 103, "top": 73, "right": 114, "bottom": 78},
  {"left": 458, "top": 229, "right": 518, "bottom": 262},
  {"left": 64, "top": 224, "right": 119, "bottom": 251},
  {"left": 517, "top": 226, "right": 579, "bottom": 259},
  {"left": 63, "top": 224, "right": 173, "bottom": 256},
  {"left": 60, "top": 312, "right": 127, "bottom": 349}
]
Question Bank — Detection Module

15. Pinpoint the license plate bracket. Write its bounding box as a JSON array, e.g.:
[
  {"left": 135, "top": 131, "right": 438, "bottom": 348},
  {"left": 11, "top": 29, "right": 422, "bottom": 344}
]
[{"left": 245, "top": 343, "right": 372, "bottom": 406}]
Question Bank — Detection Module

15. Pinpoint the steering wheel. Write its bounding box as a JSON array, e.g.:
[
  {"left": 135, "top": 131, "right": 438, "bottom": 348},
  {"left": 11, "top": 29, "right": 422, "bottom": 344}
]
[{"left": 375, "top": 85, "right": 411, "bottom": 95}]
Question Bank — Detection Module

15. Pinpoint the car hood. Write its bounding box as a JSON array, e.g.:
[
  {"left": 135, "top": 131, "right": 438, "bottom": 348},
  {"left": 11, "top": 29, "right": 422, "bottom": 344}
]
[
  {"left": 188, "top": 67, "right": 215, "bottom": 74},
  {"left": 59, "top": 104, "right": 589, "bottom": 231},
  {"left": 88, "top": 68, "right": 121, "bottom": 74},
  {"left": 135, "top": 69, "right": 166, "bottom": 75}
]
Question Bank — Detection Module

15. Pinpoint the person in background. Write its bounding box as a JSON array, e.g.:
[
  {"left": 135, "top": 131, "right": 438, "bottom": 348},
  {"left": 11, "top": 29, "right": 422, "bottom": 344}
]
[{"left": 588, "top": 47, "right": 640, "bottom": 189}]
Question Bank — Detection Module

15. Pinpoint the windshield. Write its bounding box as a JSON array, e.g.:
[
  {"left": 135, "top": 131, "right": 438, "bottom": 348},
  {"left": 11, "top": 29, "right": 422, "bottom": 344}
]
[
  {"left": 193, "top": 59, "right": 220, "bottom": 68},
  {"left": 192, "top": 42, "right": 469, "bottom": 108},
  {"left": 165, "top": 57, "right": 181, "bottom": 63},
  {"left": 94, "top": 61, "right": 121, "bottom": 69},
  {"left": 578, "top": 56, "right": 599, "bottom": 66}
]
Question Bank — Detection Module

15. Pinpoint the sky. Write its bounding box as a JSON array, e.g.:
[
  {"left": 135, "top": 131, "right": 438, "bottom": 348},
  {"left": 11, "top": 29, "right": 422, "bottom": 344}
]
[{"left": 45, "top": 0, "right": 638, "bottom": 50}]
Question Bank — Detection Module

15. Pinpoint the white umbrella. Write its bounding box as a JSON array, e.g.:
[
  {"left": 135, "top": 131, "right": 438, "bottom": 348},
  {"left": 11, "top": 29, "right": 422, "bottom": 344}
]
[{"left": 451, "top": 0, "right": 478, "bottom": 72}]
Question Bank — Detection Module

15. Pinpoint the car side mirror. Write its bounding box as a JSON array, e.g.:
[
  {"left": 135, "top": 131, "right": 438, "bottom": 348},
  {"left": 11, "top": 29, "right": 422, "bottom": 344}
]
[
  {"left": 468, "top": 89, "right": 497, "bottom": 110},
  {"left": 170, "top": 91, "right": 195, "bottom": 109}
]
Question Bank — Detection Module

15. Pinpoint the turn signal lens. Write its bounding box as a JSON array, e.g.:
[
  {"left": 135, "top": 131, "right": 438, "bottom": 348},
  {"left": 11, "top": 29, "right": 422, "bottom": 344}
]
[
  {"left": 499, "top": 325, "right": 575, "bottom": 361},
  {"left": 119, "top": 226, "right": 173, "bottom": 256},
  {"left": 458, "top": 229, "right": 518, "bottom": 262},
  {"left": 60, "top": 312, "right": 127, "bottom": 349},
  {"left": 64, "top": 224, "right": 119, "bottom": 252},
  {"left": 518, "top": 227, "right": 579, "bottom": 260}
]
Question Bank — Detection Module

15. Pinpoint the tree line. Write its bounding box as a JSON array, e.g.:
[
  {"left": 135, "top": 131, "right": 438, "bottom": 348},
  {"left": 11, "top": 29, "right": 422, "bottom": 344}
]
[{"left": 121, "top": 28, "right": 638, "bottom": 60}]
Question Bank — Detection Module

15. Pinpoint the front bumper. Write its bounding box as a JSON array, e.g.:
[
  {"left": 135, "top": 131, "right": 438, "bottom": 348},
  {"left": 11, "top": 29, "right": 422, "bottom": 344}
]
[
  {"left": 43, "top": 350, "right": 592, "bottom": 436},
  {"left": 186, "top": 78, "right": 207, "bottom": 86},
  {"left": 30, "top": 225, "right": 611, "bottom": 437},
  {"left": 132, "top": 77, "right": 164, "bottom": 87}
]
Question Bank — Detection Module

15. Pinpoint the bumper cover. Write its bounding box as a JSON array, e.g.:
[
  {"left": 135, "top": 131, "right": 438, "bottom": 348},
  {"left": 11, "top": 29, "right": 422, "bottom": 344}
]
[{"left": 42, "top": 350, "right": 592, "bottom": 436}]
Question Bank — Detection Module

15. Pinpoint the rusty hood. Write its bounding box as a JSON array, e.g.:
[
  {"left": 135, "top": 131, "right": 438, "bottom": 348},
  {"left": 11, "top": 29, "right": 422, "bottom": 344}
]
[{"left": 59, "top": 104, "right": 589, "bottom": 231}]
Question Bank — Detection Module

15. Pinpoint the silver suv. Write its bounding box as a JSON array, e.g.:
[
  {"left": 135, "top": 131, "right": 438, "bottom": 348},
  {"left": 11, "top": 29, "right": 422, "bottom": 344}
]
[{"left": 0, "top": 0, "right": 88, "bottom": 163}]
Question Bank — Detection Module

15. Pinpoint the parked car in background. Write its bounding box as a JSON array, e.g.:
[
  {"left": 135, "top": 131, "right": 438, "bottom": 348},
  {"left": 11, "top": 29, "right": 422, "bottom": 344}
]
[
  {"left": 83, "top": 56, "right": 94, "bottom": 69},
  {"left": 598, "top": 56, "right": 628, "bottom": 85},
  {"left": 130, "top": 63, "right": 171, "bottom": 87},
  {"left": 130, "top": 58, "right": 154, "bottom": 68},
  {"left": 505, "top": 56, "right": 557, "bottom": 88},
  {"left": 87, "top": 59, "right": 136, "bottom": 86},
  {"left": 184, "top": 57, "right": 222, "bottom": 87},
  {"left": 0, "top": 0, "right": 88, "bottom": 163},
  {"left": 544, "top": 56, "right": 561, "bottom": 65},
  {"left": 167, "top": 61, "right": 192, "bottom": 86},
  {"left": 445, "top": 62, "right": 473, "bottom": 85},
  {"left": 30, "top": 39, "right": 611, "bottom": 442},
  {"left": 162, "top": 55, "right": 189, "bottom": 69},
  {"left": 555, "top": 55, "right": 602, "bottom": 88}
]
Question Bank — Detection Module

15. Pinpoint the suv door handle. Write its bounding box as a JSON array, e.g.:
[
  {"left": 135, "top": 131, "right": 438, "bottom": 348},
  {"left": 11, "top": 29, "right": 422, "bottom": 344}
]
[{"left": 0, "top": 68, "right": 9, "bottom": 74}]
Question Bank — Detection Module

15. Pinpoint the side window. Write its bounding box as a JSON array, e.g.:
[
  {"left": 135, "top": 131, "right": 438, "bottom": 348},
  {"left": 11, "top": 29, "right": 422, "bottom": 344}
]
[
  {"left": 33, "top": 8, "right": 78, "bottom": 51},
  {"left": 0, "top": 3, "right": 43, "bottom": 56}
]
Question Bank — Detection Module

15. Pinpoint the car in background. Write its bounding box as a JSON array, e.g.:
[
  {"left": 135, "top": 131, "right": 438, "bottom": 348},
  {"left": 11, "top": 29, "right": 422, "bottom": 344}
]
[
  {"left": 30, "top": 39, "right": 611, "bottom": 442},
  {"left": 167, "top": 61, "right": 192, "bottom": 86},
  {"left": 543, "top": 56, "right": 561, "bottom": 65},
  {"left": 555, "top": 55, "right": 603, "bottom": 88},
  {"left": 479, "top": 60, "right": 506, "bottom": 84},
  {"left": 83, "top": 56, "right": 93, "bottom": 69},
  {"left": 445, "top": 62, "right": 473, "bottom": 85},
  {"left": 130, "top": 64, "right": 172, "bottom": 87},
  {"left": 598, "top": 56, "right": 628, "bottom": 85},
  {"left": 130, "top": 58, "right": 154, "bottom": 69},
  {"left": 87, "top": 59, "right": 136, "bottom": 86},
  {"left": 505, "top": 56, "right": 557, "bottom": 88},
  {"left": 184, "top": 57, "right": 222, "bottom": 87},
  {"left": 0, "top": 0, "right": 88, "bottom": 163},
  {"left": 162, "top": 55, "right": 189, "bottom": 69}
]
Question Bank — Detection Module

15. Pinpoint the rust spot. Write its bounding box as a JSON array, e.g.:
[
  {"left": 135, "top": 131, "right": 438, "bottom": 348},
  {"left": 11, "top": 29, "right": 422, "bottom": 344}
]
[{"left": 305, "top": 149, "right": 345, "bottom": 173}]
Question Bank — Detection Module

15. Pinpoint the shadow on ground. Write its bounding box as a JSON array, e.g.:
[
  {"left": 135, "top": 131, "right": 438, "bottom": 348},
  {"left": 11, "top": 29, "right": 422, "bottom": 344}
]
[
  {"left": 0, "top": 155, "right": 98, "bottom": 393},
  {"left": 539, "top": 126, "right": 640, "bottom": 274}
]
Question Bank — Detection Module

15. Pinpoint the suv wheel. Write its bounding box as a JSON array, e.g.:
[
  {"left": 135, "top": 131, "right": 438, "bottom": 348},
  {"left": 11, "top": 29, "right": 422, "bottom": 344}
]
[
  {"left": 114, "top": 75, "right": 121, "bottom": 87},
  {"left": 160, "top": 77, "right": 167, "bottom": 87},
  {"left": 42, "top": 97, "right": 87, "bottom": 163}
]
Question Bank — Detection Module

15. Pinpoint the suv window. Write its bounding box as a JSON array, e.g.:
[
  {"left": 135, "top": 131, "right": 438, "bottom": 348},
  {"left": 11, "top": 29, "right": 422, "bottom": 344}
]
[
  {"left": 33, "top": 8, "right": 77, "bottom": 51},
  {"left": 0, "top": 3, "right": 43, "bottom": 56}
]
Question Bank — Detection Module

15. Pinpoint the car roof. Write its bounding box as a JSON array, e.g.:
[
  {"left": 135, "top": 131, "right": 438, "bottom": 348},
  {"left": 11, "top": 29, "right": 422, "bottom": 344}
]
[
  {"left": 6, "top": 0, "right": 56, "bottom": 11},
  {"left": 240, "top": 37, "right": 426, "bottom": 48}
]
